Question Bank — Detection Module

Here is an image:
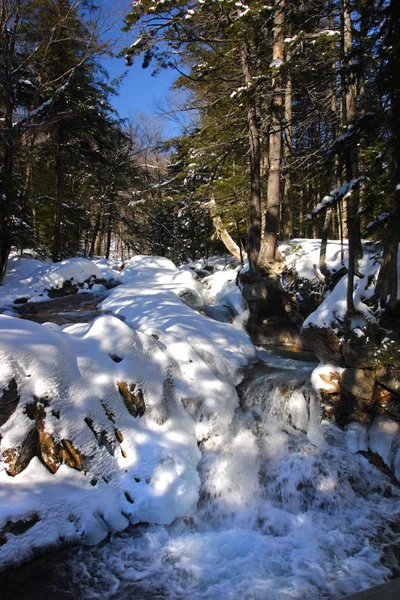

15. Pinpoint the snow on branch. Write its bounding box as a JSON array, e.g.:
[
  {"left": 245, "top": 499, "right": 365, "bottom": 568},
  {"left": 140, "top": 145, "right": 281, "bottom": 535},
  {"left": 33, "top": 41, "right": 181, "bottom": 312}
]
[
  {"left": 329, "top": 113, "right": 374, "bottom": 155},
  {"left": 311, "top": 177, "right": 363, "bottom": 216},
  {"left": 363, "top": 212, "right": 390, "bottom": 236}
]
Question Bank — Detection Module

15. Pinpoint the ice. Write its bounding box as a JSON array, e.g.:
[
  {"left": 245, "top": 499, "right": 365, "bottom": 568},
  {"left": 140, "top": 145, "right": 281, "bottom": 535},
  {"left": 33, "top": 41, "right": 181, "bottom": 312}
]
[
  {"left": 345, "top": 422, "right": 368, "bottom": 454},
  {"left": 368, "top": 417, "right": 400, "bottom": 469}
]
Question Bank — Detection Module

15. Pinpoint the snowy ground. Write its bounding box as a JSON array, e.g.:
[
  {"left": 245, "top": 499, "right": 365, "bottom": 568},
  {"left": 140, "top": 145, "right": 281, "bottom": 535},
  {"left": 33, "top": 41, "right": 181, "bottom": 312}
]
[{"left": 0, "top": 244, "right": 399, "bottom": 598}]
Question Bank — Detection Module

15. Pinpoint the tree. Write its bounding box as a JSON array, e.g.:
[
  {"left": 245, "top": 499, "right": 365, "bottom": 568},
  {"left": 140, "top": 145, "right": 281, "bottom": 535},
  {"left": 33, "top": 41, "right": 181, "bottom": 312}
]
[{"left": 0, "top": 0, "right": 108, "bottom": 279}]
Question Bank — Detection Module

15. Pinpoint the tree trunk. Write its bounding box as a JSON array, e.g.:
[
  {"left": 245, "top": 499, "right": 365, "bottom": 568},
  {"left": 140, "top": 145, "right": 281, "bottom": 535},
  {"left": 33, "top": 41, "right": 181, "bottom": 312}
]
[
  {"left": 340, "top": 0, "right": 362, "bottom": 316},
  {"left": 241, "top": 42, "right": 262, "bottom": 275},
  {"left": 0, "top": 143, "right": 13, "bottom": 283},
  {"left": 320, "top": 208, "right": 333, "bottom": 276},
  {"left": 375, "top": 0, "right": 400, "bottom": 311},
  {"left": 259, "top": 0, "right": 285, "bottom": 266},
  {"left": 208, "top": 198, "right": 245, "bottom": 262},
  {"left": 283, "top": 47, "right": 293, "bottom": 238}
]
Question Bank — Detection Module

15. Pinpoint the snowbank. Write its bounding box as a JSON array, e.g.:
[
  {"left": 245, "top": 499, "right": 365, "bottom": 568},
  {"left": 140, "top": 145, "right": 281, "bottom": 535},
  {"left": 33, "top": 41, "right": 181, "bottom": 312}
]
[
  {"left": 0, "top": 254, "right": 256, "bottom": 568},
  {"left": 0, "top": 314, "right": 201, "bottom": 567},
  {"left": 0, "top": 257, "right": 119, "bottom": 309}
]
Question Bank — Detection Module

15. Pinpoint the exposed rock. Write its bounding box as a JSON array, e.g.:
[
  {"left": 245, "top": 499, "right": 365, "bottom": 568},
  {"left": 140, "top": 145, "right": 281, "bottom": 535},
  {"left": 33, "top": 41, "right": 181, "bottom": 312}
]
[
  {"left": 338, "top": 368, "right": 376, "bottom": 425},
  {"left": 3, "top": 428, "right": 38, "bottom": 476},
  {"left": 117, "top": 382, "right": 146, "bottom": 417},
  {"left": 3, "top": 397, "right": 85, "bottom": 475},
  {"left": 356, "top": 450, "right": 398, "bottom": 484},
  {"left": 302, "top": 324, "right": 344, "bottom": 365},
  {"left": 250, "top": 318, "right": 308, "bottom": 349},
  {"left": 0, "top": 514, "right": 40, "bottom": 547},
  {"left": 0, "top": 379, "right": 20, "bottom": 426},
  {"left": 302, "top": 323, "right": 380, "bottom": 368},
  {"left": 84, "top": 416, "right": 115, "bottom": 456},
  {"left": 60, "top": 439, "right": 84, "bottom": 471},
  {"left": 341, "top": 326, "right": 380, "bottom": 368},
  {"left": 318, "top": 371, "right": 341, "bottom": 393},
  {"left": 114, "top": 428, "right": 124, "bottom": 443},
  {"left": 373, "top": 383, "right": 400, "bottom": 420},
  {"left": 47, "top": 279, "right": 79, "bottom": 298},
  {"left": 13, "top": 297, "right": 29, "bottom": 305},
  {"left": 342, "top": 368, "right": 375, "bottom": 404}
]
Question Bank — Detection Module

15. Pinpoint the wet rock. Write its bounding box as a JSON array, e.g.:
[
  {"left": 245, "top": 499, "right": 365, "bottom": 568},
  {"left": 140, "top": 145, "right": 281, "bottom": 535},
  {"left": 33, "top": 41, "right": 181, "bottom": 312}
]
[
  {"left": 302, "top": 324, "right": 344, "bottom": 365},
  {"left": 0, "top": 379, "right": 20, "bottom": 426},
  {"left": 252, "top": 319, "right": 306, "bottom": 349},
  {"left": 200, "top": 304, "right": 235, "bottom": 323},
  {"left": 47, "top": 280, "right": 79, "bottom": 298},
  {"left": 0, "top": 514, "right": 40, "bottom": 546},
  {"left": 117, "top": 382, "right": 146, "bottom": 417}
]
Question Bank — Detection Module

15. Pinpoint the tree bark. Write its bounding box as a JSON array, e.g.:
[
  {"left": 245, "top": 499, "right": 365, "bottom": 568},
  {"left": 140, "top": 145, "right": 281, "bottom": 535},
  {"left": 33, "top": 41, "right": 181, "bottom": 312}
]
[
  {"left": 340, "top": 0, "right": 362, "bottom": 316},
  {"left": 375, "top": 0, "right": 400, "bottom": 310},
  {"left": 259, "top": 0, "right": 285, "bottom": 266},
  {"left": 208, "top": 198, "right": 245, "bottom": 262},
  {"left": 283, "top": 45, "right": 293, "bottom": 238},
  {"left": 241, "top": 42, "right": 262, "bottom": 275}
]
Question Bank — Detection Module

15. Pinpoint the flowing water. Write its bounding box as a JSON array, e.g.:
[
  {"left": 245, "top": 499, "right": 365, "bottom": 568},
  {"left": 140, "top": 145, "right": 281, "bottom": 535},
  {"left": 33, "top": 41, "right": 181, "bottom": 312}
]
[{"left": 1, "top": 350, "right": 399, "bottom": 600}]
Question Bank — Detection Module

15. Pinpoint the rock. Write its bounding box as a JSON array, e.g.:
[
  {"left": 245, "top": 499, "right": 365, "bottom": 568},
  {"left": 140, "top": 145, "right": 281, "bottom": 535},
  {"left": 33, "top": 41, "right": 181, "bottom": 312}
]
[
  {"left": 302, "top": 322, "right": 380, "bottom": 368},
  {"left": 47, "top": 279, "right": 79, "bottom": 298},
  {"left": 318, "top": 371, "right": 341, "bottom": 393},
  {"left": 341, "top": 326, "right": 380, "bottom": 368},
  {"left": 0, "top": 379, "right": 20, "bottom": 426},
  {"left": 373, "top": 383, "right": 400, "bottom": 420},
  {"left": 3, "top": 428, "right": 38, "bottom": 476},
  {"left": 341, "top": 368, "right": 375, "bottom": 404},
  {"left": 301, "top": 324, "right": 344, "bottom": 365},
  {"left": 0, "top": 514, "right": 40, "bottom": 547},
  {"left": 250, "top": 318, "right": 307, "bottom": 349},
  {"left": 117, "top": 382, "right": 146, "bottom": 417},
  {"left": 60, "top": 439, "right": 84, "bottom": 471},
  {"left": 13, "top": 297, "right": 29, "bottom": 304},
  {"left": 3, "top": 397, "right": 85, "bottom": 476}
]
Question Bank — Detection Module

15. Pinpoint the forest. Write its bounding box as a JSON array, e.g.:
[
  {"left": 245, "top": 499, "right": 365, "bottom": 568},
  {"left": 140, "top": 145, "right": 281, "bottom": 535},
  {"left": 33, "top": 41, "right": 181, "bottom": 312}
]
[{"left": 0, "top": 1, "right": 400, "bottom": 599}]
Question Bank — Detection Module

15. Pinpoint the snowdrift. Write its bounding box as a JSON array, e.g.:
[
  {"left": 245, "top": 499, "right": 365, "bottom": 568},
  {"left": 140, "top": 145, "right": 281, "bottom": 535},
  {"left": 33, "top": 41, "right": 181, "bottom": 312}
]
[{"left": 0, "top": 255, "right": 255, "bottom": 568}]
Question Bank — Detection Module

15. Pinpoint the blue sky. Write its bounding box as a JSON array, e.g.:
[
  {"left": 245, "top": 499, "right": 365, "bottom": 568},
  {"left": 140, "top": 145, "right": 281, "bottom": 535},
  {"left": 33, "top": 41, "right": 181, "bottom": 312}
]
[{"left": 103, "top": 54, "right": 179, "bottom": 136}]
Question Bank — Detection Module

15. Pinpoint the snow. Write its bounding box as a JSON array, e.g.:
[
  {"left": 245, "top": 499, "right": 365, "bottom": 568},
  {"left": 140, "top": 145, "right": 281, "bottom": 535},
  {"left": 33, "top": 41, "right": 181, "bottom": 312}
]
[
  {"left": 279, "top": 238, "right": 346, "bottom": 280},
  {"left": 311, "top": 363, "right": 344, "bottom": 392},
  {"left": 1, "top": 247, "right": 400, "bottom": 598},
  {"left": 300, "top": 243, "right": 380, "bottom": 330},
  {"left": 0, "top": 312, "right": 201, "bottom": 566},
  {"left": 0, "top": 256, "right": 118, "bottom": 309},
  {"left": 0, "top": 253, "right": 255, "bottom": 568}
]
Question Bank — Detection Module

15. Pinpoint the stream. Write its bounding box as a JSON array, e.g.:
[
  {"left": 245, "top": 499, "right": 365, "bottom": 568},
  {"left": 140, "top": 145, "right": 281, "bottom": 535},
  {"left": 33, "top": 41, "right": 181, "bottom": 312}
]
[{"left": 1, "top": 294, "right": 400, "bottom": 599}]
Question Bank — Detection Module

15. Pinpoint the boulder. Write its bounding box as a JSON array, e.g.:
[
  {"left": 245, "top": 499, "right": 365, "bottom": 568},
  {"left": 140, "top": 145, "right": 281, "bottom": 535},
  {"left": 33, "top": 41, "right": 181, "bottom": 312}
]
[
  {"left": 302, "top": 324, "right": 344, "bottom": 365},
  {"left": 0, "top": 379, "right": 20, "bottom": 427}
]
